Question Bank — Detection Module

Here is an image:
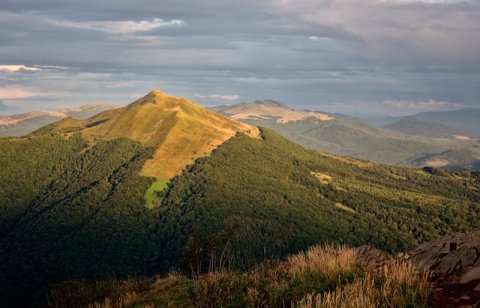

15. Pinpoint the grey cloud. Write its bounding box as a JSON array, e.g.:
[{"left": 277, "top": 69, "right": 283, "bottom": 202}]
[
  {"left": 0, "top": 0, "right": 479, "bottom": 116},
  {"left": 272, "top": 0, "right": 480, "bottom": 63}
]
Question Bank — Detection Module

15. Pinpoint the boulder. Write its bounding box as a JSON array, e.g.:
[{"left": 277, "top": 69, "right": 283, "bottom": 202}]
[
  {"left": 355, "top": 245, "right": 393, "bottom": 273},
  {"left": 461, "top": 267, "right": 480, "bottom": 284},
  {"left": 407, "top": 230, "right": 480, "bottom": 283}
]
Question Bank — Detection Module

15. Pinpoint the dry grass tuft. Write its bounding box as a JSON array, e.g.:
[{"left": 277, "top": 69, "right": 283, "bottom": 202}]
[
  {"left": 296, "top": 259, "right": 433, "bottom": 308},
  {"left": 297, "top": 278, "right": 377, "bottom": 308},
  {"left": 287, "top": 245, "right": 357, "bottom": 280}
]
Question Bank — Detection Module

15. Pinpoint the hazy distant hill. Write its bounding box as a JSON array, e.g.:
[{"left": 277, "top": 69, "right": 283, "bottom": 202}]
[
  {"left": 0, "top": 103, "right": 123, "bottom": 137},
  {"left": 211, "top": 99, "right": 291, "bottom": 113},
  {"left": 365, "top": 108, "right": 480, "bottom": 133},
  {"left": 211, "top": 99, "right": 334, "bottom": 123},
  {"left": 212, "top": 101, "right": 480, "bottom": 170},
  {"left": 381, "top": 116, "right": 466, "bottom": 139},
  {"left": 1, "top": 91, "right": 479, "bottom": 307},
  {"left": 413, "top": 108, "right": 480, "bottom": 132},
  {"left": 0, "top": 100, "right": 18, "bottom": 112}
]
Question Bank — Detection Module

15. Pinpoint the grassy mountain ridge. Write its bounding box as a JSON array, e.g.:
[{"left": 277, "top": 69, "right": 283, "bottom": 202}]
[
  {"left": 38, "top": 90, "right": 258, "bottom": 180},
  {"left": 1, "top": 91, "right": 479, "bottom": 306}
]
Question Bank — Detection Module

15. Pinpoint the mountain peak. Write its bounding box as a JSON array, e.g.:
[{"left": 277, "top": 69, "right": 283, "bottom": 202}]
[
  {"left": 252, "top": 99, "right": 291, "bottom": 110},
  {"left": 130, "top": 90, "right": 207, "bottom": 115},
  {"left": 41, "top": 90, "right": 259, "bottom": 181},
  {"left": 147, "top": 90, "right": 171, "bottom": 101},
  {"left": 132, "top": 90, "right": 179, "bottom": 106}
]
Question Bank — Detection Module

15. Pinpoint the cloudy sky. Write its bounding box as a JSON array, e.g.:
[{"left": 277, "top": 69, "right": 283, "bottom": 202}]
[{"left": 1, "top": 0, "right": 479, "bottom": 117}]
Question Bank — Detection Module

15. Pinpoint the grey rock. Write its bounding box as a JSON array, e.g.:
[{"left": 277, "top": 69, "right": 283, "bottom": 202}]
[
  {"left": 355, "top": 245, "right": 393, "bottom": 272},
  {"left": 407, "top": 230, "right": 480, "bottom": 282},
  {"left": 474, "top": 283, "right": 480, "bottom": 291},
  {"left": 460, "top": 267, "right": 480, "bottom": 284}
]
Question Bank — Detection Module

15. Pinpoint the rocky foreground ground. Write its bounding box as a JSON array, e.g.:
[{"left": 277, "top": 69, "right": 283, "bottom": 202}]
[{"left": 356, "top": 230, "right": 480, "bottom": 308}]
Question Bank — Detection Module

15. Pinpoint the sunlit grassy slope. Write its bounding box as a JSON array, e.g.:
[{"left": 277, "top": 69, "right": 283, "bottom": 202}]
[{"left": 42, "top": 90, "right": 259, "bottom": 180}]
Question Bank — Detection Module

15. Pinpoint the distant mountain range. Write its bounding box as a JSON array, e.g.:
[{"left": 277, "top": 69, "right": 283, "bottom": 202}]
[
  {"left": 365, "top": 108, "right": 480, "bottom": 133},
  {"left": 1, "top": 91, "right": 479, "bottom": 306},
  {"left": 3, "top": 99, "right": 479, "bottom": 170},
  {"left": 0, "top": 102, "right": 124, "bottom": 137},
  {"left": 380, "top": 116, "right": 466, "bottom": 139},
  {"left": 212, "top": 100, "right": 480, "bottom": 170}
]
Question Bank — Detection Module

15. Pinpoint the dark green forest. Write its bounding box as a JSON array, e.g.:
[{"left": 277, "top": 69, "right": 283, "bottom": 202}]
[
  {"left": 0, "top": 134, "right": 88, "bottom": 235},
  {"left": 0, "top": 128, "right": 479, "bottom": 307},
  {"left": 0, "top": 135, "right": 158, "bottom": 307}
]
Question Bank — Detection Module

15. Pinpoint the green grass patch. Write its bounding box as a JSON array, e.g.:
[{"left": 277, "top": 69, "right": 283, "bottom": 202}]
[{"left": 144, "top": 179, "right": 169, "bottom": 208}]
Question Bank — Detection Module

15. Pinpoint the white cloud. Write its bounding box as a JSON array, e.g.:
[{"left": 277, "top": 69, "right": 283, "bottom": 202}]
[
  {"left": 0, "top": 65, "right": 39, "bottom": 71},
  {"left": 10, "top": 14, "right": 185, "bottom": 35},
  {"left": 0, "top": 85, "right": 48, "bottom": 99},
  {"left": 383, "top": 99, "right": 463, "bottom": 111},
  {"left": 210, "top": 94, "right": 241, "bottom": 100},
  {"left": 90, "top": 18, "right": 184, "bottom": 34},
  {"left": 195, "top": 94, "right": 241, "bottom": 100}
]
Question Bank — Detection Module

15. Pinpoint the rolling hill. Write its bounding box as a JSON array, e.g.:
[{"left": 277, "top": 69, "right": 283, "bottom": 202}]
[
  {"left": 410, "top": 108, "right": 480, "bottom": 132},
  {"left": 212, "top": 100, "right": 480, "bottom": 170},
  {"left": 0, "top": 91, "right": 479, "bottom": 307},
  {"left": 0, "top": 102, "right": 124, "bottom": 137},
  {"left": 381, "top": 116, "right": 465, "bottom": 139},
  {"left": 210, "top": 99, "right": 334, "bottom": 123}
]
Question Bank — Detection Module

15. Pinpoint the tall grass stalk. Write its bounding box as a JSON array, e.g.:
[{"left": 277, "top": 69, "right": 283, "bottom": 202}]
[{"left": 287, "top": 245, "right": 357, "bottom": 280}]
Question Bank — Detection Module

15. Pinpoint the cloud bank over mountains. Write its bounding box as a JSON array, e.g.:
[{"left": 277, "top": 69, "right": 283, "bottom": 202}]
[{"left": 1, "top": 0, "right": 479, "bottom": 116}]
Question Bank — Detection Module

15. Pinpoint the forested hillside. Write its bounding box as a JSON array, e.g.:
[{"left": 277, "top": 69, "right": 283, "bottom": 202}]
[
  {"left": 0, "top": 135, "right": 158, "bottom": 307},
  {"left": 0, "top": 134, "right": 87, "bottom": 235},
  {"left": 1, "top": 94, "right": 479, "bottom": 307},
  {"left": 158, "top": 127, "right": 480, "bottom": 270}
]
